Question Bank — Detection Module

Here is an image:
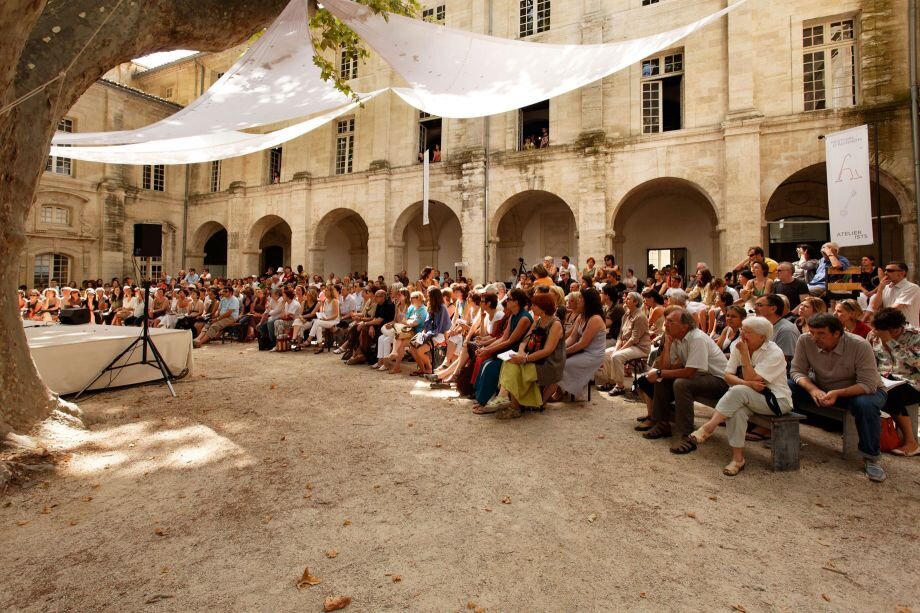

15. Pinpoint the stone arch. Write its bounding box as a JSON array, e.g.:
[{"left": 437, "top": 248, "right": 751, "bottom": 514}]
[
  {"left": 312, "top": 208, "right": 369, "bottom": 277},
  {"left": 491, "top": 190, "right": 578, "bottom": 279},
  {"left": 249, "top": 214, "right": 292, "bottom": 274},
  {"left": 191, "top": 221, "right": 228, "bottom": 254},
  {"left": 190, "top": 221, "right": 228, "bottom": 279},
  {"left": 391, "top": 200, "right": 463, "bottom": 279},
  {"left": 611, "top": 178, "right": 720, "bottom": 280},
  {"left": 764, "top": 163, "right": 911, "bottom": 265}
]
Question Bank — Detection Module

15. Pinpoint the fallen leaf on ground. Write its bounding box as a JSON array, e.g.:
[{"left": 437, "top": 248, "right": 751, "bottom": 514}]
[
  {"left": 467, "top": 602, "right": 477, "bottom": 610},
  {"left": 2, "top": 501, "right": 11, "bottom": 508},
  {"left": 342, "top": 519, "right": 352, "bottom": 526},
  {"left": 392, "top": 575, "right": 402, "bottom": 582},
  {"left": 435, "top": 443, "right": 442, "bottom": 448},
  {"left": 160, "top": 566, "right": 169, "bottom": 574},
  {"left": 596, "top": 434, "right": 605, "bottom": 439},
  {"left": 263, "top": 515, "right": 273, "bottom": 524},
  {"left": 639, "top": 592, "right": 647, "bottom": 598},
  {"left": 323, "top": 595, "right": 351, "bottom": 611},
  {"left": 16, "top": 520, "right": 29, "bottom": 526},
  {"left": 82, "top": 496, "right": 93, "bottom": 502},
  {"left": 296, "top": 567, "right": 322, "bottom": 589},
  {"left": 483, "top": 507, "right": 492, "bottom": 512},
  {"left": 708, "top": 496, "right": 718, "bottom": 501},
  {"left": 821, "top": 594, "right": 831, "bottom": 602},
  {"left": 501, "top": 497, "right": 511, "bottom": 504},
  {"left": 270, "top": 383, "right": 277, "bottom": 390},
  {"left": 306, "top": 483, "right": 314, "bottom": 490},
  {"left": 154, "top": 528, "right": 166, "bottom": 536},
  {"left": 895, "top": 606, "right": 912, "bottom": 613},
  {"left": 69, "top": 520, "right": 78, "bottom": 526},
  {"left": 326, "top": 549, "right": 338, "bottom": 558},
  {"left": 587, "top": 513, "right": 597, "bottom": 523},
  {"left": 280, "top": 435, "right": 285, "bottom": 441},
  {"left": 686, "top": 511, "right": 697, "bottom": 519},
  {"left": 41, "top": 505, "right": 57, "bottom": 514},
  {"left": 731, "top": 605, "right": 747, "bottom": 613},
  {"left": 407, "top": 422, "right": 414, "bottom": 427}
]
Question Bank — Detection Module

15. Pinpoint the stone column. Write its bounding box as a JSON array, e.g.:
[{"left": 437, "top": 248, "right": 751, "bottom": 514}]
[
  {"left": 579, "top": 7, "right": 604, "bottom": 134},
  {"left": 722, "top": 120, "right": 763, "bottom": 268},
  {"left": 366, "top": 171, "right": 390, "bottom": 278},
  {"left": 98, "top": 180, "right": 127, "bottom": 280},
  {"left": 727, "top": 0, "right": 757, "bottom": 116},
  {"left": 576, "top": 152, "right": 608, "bottom": 265},
  {"left": 225, "top": 181, "right": 249, "bottom": 277},
  {"left": 461, "top": 151, "right": 488, "bottom": 281}
]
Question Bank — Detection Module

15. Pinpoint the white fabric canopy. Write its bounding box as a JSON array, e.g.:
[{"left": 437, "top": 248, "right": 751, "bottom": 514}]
[
  {"left": 324, "top": 0, "right": 749, "bottom": 119},
  {"left": 48, "top": 93, "right": 378, "bottom": 165},
  {"left": 53, "top": 0, "right": 354, "bottom": 146}
]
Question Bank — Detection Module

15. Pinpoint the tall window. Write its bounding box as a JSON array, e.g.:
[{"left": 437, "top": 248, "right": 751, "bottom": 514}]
[
  {"left": 339, "top": 46, "right": 358, "bottom": 80},
  {"left": 210, "top": 160, "right": 221, "bottom": 193},
  {"left": 46, "top": 118, "right": 73, "bottom": 176},
  {"left": 520, "top": 0, "right": 550, "bottom": 38},
  {"left": 519, "top": 100, "right": 549, "bottom": 150},
  {"left": 33, "top": 254, "right": 70, "bottom": 288},
  {"left": 268, "top": 147, "right": 282, "bottom": 183},
  {"left": 422, "top": 5, "right": 446, "bottom": 24},
  {"left": 142, "top": 164, "right": 165, "bottom": 191},
  {"left": 418, "top": 112, "right": 442, "bottom": 162},
  {"left": 641, "top": 51, "right": 683, "bottom": 134},
  {"left": 803, "top": 17, "right": 857, "bottom": 111},
  {"left": 335, "top": 117, "right": 355, "bottom": 175},
  {"left": 40, "top": 205, "right": 71, "bottom": 226},
  {"left": 139, "top": 257, "right": 164, "bottom": 282},
  {"left": 642, "top": 0, "right": 660, "bottom": 5},
  {"left": 164, "top": 87, "right": 174, "bottom": 99}
]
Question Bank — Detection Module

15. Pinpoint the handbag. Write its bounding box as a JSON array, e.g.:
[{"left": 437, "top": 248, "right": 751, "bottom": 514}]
[
  {"left": 275, "top": 333, "right": 291, "bottom": 353},
  {"left": 880, "top": 414, "right": 902, "bottom": 452},
  {"left": 395, "top": 323, "right": 415, "bottom": 340}
]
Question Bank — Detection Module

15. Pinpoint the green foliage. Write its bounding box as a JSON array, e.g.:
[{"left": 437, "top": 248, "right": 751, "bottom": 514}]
[{"left": 310, "top": 0, "right": 419, "bottom": 101}]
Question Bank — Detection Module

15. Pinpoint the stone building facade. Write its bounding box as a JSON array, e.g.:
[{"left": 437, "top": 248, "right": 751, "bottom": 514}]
[{"left": 23, "top": 0, "right": 918, "bottom": 288}]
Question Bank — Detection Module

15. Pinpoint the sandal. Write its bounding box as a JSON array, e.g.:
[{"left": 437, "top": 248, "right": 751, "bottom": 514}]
[
  {"left": 689, "top": 427, "right": 712, "bottom": 444},
  {"left": 472, "top": 405, "right": 497, "bottom": 415},
  {"left": 634, "top": 420, "right": 655, "bottom": 432},
  {"left": 636, "top": 415, "right": 650, "bottom": 422},
  {"left": 430, "top": 382, "right": 453, "bottom": 389},
  {"left": 642, "top": 423, "right": 672, "bottom": 439},
  {"left": 745, "top": 431, "right": 770, "bottom": 442},
  {"left": 495, "top": 406, "right": 522, "bottom": 420},
  {"left": 722, "top": 460, "right": 746, "bottom": 476},
  {"left": 669, "top": 438, "right": 697, "bottom": 454}
]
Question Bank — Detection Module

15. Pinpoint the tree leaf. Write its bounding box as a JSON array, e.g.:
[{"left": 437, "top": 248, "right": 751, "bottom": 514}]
[
  {"left": 323, "top": 595, "right": 352, "bottom": 611},
  {"left": 296, "top": 567, "right": 322, "bottom": 589}
]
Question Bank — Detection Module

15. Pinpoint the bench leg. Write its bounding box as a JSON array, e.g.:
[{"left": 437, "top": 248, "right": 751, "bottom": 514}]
[
  {"left": 842, "top": 412, "right": 861, "bottom": 460},
  {"left": 770, "top": 419, "right": 801, "bottom": 471},
  {"left": 909, "top": 404, "right": 919, "bottom": 439}
]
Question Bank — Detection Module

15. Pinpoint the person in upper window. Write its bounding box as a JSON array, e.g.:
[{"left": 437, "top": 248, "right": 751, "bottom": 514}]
[
  {"left": 538, "top": 127, "right": 549, "bottom": 148},
  {"left": 432, "top": 144, "right": 441, "bottom": 162}
]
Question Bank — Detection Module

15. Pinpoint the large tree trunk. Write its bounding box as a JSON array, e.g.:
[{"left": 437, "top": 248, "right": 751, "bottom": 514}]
[{"left": 0, "top": 0, "right": 288, "bottom": 437}]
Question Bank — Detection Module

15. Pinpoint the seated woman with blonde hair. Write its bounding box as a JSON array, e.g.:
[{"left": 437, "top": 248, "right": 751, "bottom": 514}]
[
  {"left": 795, "top": 296, "right": 826, "bottom": 334},
  {"left": 494, "top": 293, "right": 565, "bottom": 418},
  {"left": 382, "top": 290, "right": 427, "bottom": 374},
  {"left": 306, "top": 285, "right": 340, "bottom": 353},
  {"left": 834, "top": 298, "right": 870, "bottom": 338}
]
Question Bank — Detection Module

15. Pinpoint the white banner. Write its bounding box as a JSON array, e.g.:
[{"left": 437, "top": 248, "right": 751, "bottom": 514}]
[
  {"left": 423, "top": 150, "right": 430, "bottom": 226},
  {"left": 825, "top": 125, "right": 873, "bottom": 247}
]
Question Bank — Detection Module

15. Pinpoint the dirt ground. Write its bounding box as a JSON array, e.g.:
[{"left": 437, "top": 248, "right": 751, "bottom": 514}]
[{"left": 1, "top": 342, "right": 918, "bottom": 612}]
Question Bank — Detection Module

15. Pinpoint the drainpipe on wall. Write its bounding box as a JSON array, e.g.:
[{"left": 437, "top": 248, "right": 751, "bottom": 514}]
[
  {"left": 482, "top": 0, "right": 493, "bottom": 282},
  {"left": 910, "top": 0, "right": 920, "bottom": 269}
]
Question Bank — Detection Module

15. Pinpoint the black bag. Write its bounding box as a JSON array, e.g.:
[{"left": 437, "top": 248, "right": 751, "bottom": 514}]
[{"left": 455, "top": 343, "right": 479, "bottom": 397}]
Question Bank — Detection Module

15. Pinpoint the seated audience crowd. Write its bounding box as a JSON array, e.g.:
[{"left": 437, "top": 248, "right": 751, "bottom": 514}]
[{"left": 18, "top": 245, "right": 920, "bottom": 482}]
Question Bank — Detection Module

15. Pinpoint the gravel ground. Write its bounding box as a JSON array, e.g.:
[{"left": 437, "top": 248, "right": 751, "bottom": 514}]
[{"left": 1, "top": 342, "right": 918, "bottom": 612}]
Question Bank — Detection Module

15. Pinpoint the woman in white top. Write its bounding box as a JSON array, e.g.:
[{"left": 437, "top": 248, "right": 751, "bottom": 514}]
[
  {"left": 688, "top": 316, "right": 793, "bottom": 476},
  {"left": 307, "top": 285, "right": 340, "bottom": 353},
  {"left": 375, "top": 288, "right": 410, "bottom": 370}
]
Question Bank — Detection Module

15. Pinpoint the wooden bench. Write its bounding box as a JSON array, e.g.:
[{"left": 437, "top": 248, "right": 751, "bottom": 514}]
[
  {"left": 695, "top": 397, "right": 806, "bottom": 471},
  {"left": 826, "top": 266, "right": 863, "bottom": 297},
  {"left": 795, "top": 403, "right": 920, "bottom": 459}
]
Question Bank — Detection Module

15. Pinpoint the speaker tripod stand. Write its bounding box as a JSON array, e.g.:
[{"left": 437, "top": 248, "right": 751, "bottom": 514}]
[{"left": 76, "top": 259, "right": 178, "bottom": 398}]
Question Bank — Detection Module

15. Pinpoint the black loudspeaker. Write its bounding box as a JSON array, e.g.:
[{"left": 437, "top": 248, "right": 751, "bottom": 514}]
[
  {"left": 133, "top": 224, "right": 162, "bottom": 257},
  {"left": 60, "top": 308, "right": 91, "bottom": 325}
]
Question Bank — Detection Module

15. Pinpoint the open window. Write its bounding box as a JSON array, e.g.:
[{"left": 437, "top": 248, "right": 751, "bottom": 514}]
[
  {"left": 641, "top": 51, "right": 683, "bottom": 134},
  {"left": 647, "top": 247, "right": 688, "bottom": 281},
  {"left": 418, "top": 112, "right": 442, "bottom": 162},
  {"left": 519, "top": 100, "right": 549, "bottom": 150}
]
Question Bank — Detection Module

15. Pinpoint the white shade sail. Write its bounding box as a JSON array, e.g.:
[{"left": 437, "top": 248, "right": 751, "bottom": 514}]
[
  {"left": 53, "top": 0, "right": 354, "bottom": 146},
  {"left": 324, "top": 0, "right": 749, "bottom": 119},
  {"left": 47, "top": 94, "right": 378, "bottom": 165}
]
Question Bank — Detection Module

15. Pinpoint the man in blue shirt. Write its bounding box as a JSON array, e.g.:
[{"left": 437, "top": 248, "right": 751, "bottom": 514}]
[
  {"left": 808, "top": 242, "right": 849, "bottom": 296},
  {"left": 184, "top": 268, "right": 201, "bottom": 285},
  {"left": 194, "top": 287, "right": 240, "bottom": 347}
]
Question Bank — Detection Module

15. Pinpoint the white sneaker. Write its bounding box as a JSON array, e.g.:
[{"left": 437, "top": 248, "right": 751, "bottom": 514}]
[{"left": 269, "top": 347, "right": 277, "bottom": 352}]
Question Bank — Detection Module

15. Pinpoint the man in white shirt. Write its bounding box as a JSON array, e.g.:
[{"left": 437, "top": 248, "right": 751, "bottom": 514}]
[
  {"left": 560, "top": 256, "right": 578, "bottom": 283},
  {"left": 184, "top": 268, "right": 200, "bottom": 285},
  {"left": 642, "top": 308, "right": 729, "bottom": 453},
  {"left": 271, "top": 288, "right": 302, "bottom": 350},
  {"left": 257, "top": 288, "right": 285, "bottom": 350},
  {"left": 866, "top": 261, "right": 920, "bottom": 327}
]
